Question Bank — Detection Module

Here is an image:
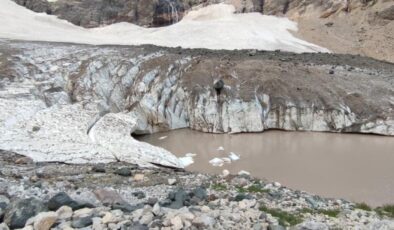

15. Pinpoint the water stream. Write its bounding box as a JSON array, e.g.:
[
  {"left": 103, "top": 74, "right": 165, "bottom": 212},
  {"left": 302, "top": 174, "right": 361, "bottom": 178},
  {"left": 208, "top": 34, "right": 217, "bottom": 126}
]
[{"left": 137, "top": 129, "right": 394, "bottom": 207}]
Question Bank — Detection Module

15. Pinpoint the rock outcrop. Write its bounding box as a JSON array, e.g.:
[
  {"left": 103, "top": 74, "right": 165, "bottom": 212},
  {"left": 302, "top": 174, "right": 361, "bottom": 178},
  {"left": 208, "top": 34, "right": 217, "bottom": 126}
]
[{"left": 0, "top": 40, "right": 393, "bottom": 165}]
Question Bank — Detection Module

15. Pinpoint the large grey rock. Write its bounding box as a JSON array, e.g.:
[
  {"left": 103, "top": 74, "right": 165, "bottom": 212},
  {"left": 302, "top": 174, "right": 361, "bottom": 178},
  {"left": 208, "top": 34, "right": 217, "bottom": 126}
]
[
  {"left": 3, "top": 198, "right": 47, "bottom": 229},
  {"left": 48, "top": 192, "right": 93, "bottom": 211},
  {"left": 0, "top": 195, "right": 10, "bottom": 222}
]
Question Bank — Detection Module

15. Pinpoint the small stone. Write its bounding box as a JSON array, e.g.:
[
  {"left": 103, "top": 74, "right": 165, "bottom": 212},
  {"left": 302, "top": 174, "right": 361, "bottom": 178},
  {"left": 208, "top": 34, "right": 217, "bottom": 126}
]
[
  {"left": 273, "top": 182, "right": 281, "bottom": 187},
  {"left": 72, "top": 215, "right": 93, "bottom": 228},
  {"left": 170, "top": 216, "right": 183, "bottom": 230},
  {"left": 94, "top": 189, "right": 125, "bottom": 206},
  {"left": 238, "top": 170, "right": 250, "bottom": 176},
  {"left": 92, "top": 217, "right": 104, "bottom": 230},
  {"left": 115, "top": 167, "right": 132, "bottom": 177},
  {"left": 132, "top": 191, "right": 146, "bottom": 199},
  {"left": 102, "top": 212, "right": 116, "bottom": 224},
  {"left": 152, "top": 203, "right": 161, "bottom": 216},
  {"left": 248, "top": 49, "right": 257, "bottom": 56},
  {"left": 133, "top": 174, "right": 145, "bottom": 181},
  {"left": 15, "top": 156, "right": 33, "bottom": 165},
  {"left": 140, "top": 212, "right": 154, "bottom": 225},
  {"left": 168, "top": 178, "right": 177, "bottom": 185},
  {"left": 268, "top": 224, "right": 286, "bottom": 230},
  {"left": 73, "top": 208, "right": 93, "bottom": 218},
  {"left": 0, "top": 223, "right": 9, "bottom": 230},
  {"left": 33, "top": 212, "right": 58, "bottom": 230},
  {"left": 193, "top": 214, "right": 215, "bottom": 227},
  {"left": 253, "top": 223, "right": 263, "bottom": 230},
  {"left": 201, "top": 206, "right": 210, "bottom": 213},
  {"left": 329, "top": 70, "right": 335, "bottom": 75},
  {"left": 92, "top": 164, "right": 106, "bottom": 173},
  {"left": 146, "top": 198, "right": 158, "bottom": 206},
  {"left": 56, "top": 206, "right": 73, "bottom": 220},
  {"left": 192, "top": 187, "right": 207, "bottom": 200},
  {"left": 112, "top": 203, "right": 143, "bottom": 213}
]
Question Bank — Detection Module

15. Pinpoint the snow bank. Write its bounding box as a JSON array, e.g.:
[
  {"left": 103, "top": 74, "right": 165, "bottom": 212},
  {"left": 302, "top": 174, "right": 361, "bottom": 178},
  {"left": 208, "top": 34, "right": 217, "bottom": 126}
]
[{"left": 0, "top": 0, "right": 328, "bottom": 53}]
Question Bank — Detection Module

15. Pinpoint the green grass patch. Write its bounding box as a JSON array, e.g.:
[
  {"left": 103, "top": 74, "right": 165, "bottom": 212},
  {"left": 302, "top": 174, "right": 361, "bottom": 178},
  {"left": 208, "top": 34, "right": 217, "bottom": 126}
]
[
  {"left": 298, "top": 208, "right": 341, "bottom": 218},
  {"left": 260, "top": 205, "right": 303, "bottom": 227},
  {"left": 318, "top": 209, "right": 341, "bottom": 218},
  {"left": 355, "top": 203, "right": 372, "bottom": 211},
  {"left": 211, "top": 183, "right": 227, "bottom": 191},
  {"left": 236, "top": 184, "right": 269, "bottom": 194},
  {"left": 375, "top": 205, "right": 394, "bottom": 218}
]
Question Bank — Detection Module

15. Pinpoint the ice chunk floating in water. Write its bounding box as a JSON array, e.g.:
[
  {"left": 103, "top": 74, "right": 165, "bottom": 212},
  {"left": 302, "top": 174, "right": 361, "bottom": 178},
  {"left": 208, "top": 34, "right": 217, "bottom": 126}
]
[
  {"left": 209, "top": 158, "right": 225, "bottom": 167},
  {"left": 0, "top": 0, "right": 329, "bottom": 53},
  {"left": 179, "top": 156, "right": 194, "bottom": 167},
  {"left": 229, "top": 152, "right": 240, "bottom": 161}
]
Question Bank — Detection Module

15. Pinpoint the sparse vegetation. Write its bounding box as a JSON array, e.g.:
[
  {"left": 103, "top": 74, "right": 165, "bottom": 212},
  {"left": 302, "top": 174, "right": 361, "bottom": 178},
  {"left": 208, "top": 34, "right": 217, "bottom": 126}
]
[
  {"left": 236, "top": 184, "right": 269, "bottom": 194},
  {"left": 375, "top": 205, "right": 394, "bottom": 218},
  {"left": 211, "top": 183, "right": 227, "bottom": 191},
  {"left": 298, "top": 208, "right": 341, "bottom": 218},
  {"left": 355, "top": 203, "right": 372, "bottom": 211},
  {"left": 318, "top": 209, "right": 341, "bottom": 218},
  {"left": 260, "top": 205, "right": 303, "bottom": 226}
]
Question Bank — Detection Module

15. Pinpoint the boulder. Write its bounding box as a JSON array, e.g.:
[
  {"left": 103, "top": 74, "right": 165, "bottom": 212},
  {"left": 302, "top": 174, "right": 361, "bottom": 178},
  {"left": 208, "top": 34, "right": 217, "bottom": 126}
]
[
  {"left": 4, "top": 198, "right": 47, "bottom": 229},
  {"left": 48, "top": 192, "right": 93, "bottom": 211}
]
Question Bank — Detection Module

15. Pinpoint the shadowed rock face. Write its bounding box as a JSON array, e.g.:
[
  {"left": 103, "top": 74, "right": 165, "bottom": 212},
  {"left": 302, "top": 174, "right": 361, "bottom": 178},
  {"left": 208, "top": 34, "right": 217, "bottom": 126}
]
[{"left": 0, "top": 40, "right": 393, "bottom": 166}]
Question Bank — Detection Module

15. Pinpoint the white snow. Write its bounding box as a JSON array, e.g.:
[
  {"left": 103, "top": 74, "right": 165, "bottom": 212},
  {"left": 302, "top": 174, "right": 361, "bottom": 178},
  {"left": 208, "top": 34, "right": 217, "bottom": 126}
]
[{"left": 0, "top": 0, "right": 329, "bottom": 53}]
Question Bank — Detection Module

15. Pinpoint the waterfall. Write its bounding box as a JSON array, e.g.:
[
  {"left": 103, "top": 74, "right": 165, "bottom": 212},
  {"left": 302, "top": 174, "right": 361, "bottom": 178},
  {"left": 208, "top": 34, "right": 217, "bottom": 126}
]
[{"left": 164, "top": 0, "right": 179, "bottom": 24}]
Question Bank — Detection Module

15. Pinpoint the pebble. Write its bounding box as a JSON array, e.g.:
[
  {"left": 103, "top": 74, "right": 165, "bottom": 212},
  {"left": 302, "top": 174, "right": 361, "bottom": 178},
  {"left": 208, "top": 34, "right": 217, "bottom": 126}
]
[
  {"left": 92, "top": 164, "right": 106, "bottom": 173},
  {"left": 94, "top": 189, "right": 125, "bottom": 206},
  {"left": 133, "top": 174, "right": 145, "bottom": 181},
  {"left": 33, "top": 211, "right": 58, "bottom": 230},
  {"left": 168, "top": 178, "right": 177, "bottom": 185},
  {"left": 170, "top": 216, "right": 183, "bottom": 230},
  {"left": 56, "top": 206, "right": 73, "bottom": 220},
  {"left": 0, "top": 223, "right": 9, "bottom": 230},
  {"left": 115, "top": 167, "right": 132, "bottom": 177},
  {"left": 72, "top": 214, "right": 93, "bottom": 228}
]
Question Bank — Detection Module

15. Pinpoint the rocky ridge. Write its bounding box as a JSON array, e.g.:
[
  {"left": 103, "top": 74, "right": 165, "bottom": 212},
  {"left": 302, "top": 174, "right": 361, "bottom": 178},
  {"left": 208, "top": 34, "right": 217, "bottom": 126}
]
[
  {"left": 0, "top": 152, "right": 393, "bottom": 230},
  {"left": 0, "top": 40, "right": 393, "bottom": 166}
]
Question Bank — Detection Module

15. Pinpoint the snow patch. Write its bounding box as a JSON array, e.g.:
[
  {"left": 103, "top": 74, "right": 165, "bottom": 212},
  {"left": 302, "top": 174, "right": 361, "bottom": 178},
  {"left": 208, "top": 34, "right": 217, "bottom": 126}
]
[{"left": 0, "top": 0, "right": 329, "bottom": 53}]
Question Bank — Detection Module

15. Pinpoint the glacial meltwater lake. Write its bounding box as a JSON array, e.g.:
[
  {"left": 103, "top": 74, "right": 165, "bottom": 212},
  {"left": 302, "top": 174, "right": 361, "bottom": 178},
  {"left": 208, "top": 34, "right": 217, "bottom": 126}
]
[{"left": 137, "top": 129, "right": 394, "bottom": 206}]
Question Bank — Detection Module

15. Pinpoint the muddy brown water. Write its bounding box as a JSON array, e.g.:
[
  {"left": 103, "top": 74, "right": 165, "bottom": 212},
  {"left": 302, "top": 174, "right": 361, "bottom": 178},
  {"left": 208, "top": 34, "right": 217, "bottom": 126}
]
[{"left": 137, "top": 129, "right": 394, "bottom": 207}]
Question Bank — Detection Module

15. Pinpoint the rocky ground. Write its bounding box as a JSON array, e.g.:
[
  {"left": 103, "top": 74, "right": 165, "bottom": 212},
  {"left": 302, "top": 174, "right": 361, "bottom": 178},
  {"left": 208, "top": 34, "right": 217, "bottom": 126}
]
[{"left": 1, "top": 151, "right": 394, "bottom": 230}]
